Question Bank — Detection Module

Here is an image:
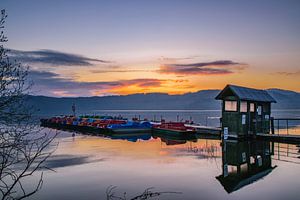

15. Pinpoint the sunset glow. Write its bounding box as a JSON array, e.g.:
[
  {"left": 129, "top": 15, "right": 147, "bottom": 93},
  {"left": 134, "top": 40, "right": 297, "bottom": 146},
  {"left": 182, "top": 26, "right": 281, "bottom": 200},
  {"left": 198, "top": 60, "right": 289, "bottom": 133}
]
[{"left": 2, "top": 0, "right": 300, "bottom": 96}]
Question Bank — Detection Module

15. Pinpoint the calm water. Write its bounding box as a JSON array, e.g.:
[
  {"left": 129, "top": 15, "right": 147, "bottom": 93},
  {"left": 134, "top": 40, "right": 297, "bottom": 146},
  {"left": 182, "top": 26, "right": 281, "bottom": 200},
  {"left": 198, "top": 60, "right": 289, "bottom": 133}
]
[{"left": 29, "top": 110, "right": 300, "bottom": 200}]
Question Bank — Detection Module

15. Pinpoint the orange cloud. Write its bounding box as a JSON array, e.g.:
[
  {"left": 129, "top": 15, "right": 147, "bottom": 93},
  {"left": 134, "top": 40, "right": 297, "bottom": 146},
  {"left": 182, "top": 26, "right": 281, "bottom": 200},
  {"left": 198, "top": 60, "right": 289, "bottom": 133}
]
[{"left": 93, "top": 79, "right": 193, "bottom": 95}]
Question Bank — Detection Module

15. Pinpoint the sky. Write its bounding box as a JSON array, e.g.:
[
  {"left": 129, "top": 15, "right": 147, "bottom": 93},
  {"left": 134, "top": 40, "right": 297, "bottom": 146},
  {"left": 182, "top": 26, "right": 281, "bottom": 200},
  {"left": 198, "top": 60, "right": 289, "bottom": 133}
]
[{"left": 2, "top": 0, "right": 300, "bottom": 97}]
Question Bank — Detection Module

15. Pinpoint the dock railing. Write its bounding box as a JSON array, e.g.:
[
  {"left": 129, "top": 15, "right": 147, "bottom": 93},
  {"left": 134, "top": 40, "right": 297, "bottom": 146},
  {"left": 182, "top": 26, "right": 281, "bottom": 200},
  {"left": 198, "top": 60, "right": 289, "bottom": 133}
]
[{"left": 271, "top": 117, "right": 300, "bottom": 135}]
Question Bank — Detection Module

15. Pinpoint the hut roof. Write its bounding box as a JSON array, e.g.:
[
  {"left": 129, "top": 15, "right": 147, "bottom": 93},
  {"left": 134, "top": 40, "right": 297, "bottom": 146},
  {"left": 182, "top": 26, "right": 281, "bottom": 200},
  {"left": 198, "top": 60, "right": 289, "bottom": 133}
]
[{"left": 215, "top": 84, "right": 277, "bottom": 103}]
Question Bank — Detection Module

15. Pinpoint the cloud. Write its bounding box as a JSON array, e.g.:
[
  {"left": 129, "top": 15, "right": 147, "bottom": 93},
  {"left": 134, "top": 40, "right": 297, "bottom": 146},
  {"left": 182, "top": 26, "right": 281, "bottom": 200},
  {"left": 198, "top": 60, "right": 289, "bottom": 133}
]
[
  {"left": 157, "top": 60, "right": 246, "bottom": 75},
  {"left": 90, "top": 69, "right": 150, "bottom": 73},
  {"left": 172, "top": 60, "right": 240, "bottom": 67},
  {"left": 158, "top": 55, "right": 200, "bottom": 62},
  {"left": 275, "top": 71, "right": 300, "bottom": 76},
  {"left": 28, "top": 70, "right": 186, "bottom": 96},
  {"left": 8, "top": 49, "right": 110, "bottom": 66},
  {"left": 28, "top": 70, "right": 121, "bottom": 92}
]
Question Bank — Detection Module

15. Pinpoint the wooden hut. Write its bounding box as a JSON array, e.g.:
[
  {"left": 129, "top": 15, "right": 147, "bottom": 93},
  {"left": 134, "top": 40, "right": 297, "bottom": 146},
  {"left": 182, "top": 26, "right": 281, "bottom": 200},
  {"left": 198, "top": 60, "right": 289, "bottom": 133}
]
[{"left": 215, "top": 85, "right": 276, "bottom": 138}]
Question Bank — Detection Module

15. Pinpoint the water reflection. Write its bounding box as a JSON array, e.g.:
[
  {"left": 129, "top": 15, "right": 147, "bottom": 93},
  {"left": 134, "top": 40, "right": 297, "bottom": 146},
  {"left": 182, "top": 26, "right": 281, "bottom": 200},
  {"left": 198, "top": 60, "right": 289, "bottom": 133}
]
[
  {"left": 109, "top": 133, "right": 152, "bottom": 142},
  {"left": 44, "top": 154, "right": 107, "bottom": 169},
  {"left": 29, "top": 129, "right": 300, "bottom": 200},
  {"left": 103, "top": 133, "right": 299, "bottom": 195},
  {"left": 153, "top": 132, "right": 197, "bottom": 146},
  {"left": 216, "top": 140, "right": 276, "bottom": 193}
]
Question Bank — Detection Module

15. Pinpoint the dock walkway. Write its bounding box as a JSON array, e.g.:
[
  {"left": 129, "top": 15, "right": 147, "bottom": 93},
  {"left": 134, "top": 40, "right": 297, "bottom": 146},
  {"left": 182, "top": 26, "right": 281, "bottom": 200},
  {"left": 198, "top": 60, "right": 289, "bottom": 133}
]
[
  {"left": 185, "top": 124, "right": 221, "bottom": 135},
  {"left": 257, "top": 133, "right": 300, "bottom": 144}
]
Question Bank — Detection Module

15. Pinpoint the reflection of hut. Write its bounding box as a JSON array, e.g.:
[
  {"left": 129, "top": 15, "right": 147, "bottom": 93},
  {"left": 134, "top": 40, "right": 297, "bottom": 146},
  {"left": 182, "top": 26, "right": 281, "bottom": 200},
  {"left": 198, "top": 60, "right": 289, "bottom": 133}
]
[
  {"left": 215, "top": 85, "right": 276, "bottom": 138},
  {"left": 216, "top": 140, "right": 276, "bottom": 193}
]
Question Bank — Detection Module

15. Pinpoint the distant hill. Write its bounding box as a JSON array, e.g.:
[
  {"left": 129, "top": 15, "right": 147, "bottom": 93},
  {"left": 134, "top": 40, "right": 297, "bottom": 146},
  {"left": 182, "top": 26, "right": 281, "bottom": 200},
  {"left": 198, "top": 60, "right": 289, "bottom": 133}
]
[
  {"left": 266, "top": 89, "right": 300, "bottom": 109},
  {"left": 25, "top": 89, "right": 300, "bottom": 115}
]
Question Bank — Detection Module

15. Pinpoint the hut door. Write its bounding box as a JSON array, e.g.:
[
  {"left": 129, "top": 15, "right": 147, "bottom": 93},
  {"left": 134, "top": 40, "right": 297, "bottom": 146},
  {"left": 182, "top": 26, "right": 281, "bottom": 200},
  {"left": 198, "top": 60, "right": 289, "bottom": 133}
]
[
  {"left": 250, "top": 103, "right": 263, "bottom": 134},
  {"left": 249, "top": 103, "right": 256, "bottom": 134}
]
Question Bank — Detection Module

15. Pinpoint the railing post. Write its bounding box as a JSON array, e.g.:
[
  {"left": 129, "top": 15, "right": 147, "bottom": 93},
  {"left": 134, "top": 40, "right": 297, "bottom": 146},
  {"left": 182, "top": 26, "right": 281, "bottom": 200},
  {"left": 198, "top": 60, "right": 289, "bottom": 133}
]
[
  {"left": 271, "top": 117, "right": 274, "bottom": 134},
  {"left": 277, "top": 120, "right": 280, "bottom": 135},
  {"left": 286, "top": 119, "right": 289, "bottom": 135}
]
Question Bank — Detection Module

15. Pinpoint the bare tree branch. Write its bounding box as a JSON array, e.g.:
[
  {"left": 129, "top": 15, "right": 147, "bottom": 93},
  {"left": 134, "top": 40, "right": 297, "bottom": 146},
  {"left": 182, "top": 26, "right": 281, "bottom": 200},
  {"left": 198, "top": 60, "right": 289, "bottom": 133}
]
[{"left": 0, "top": 9, "right": 57, "bottom": 200}]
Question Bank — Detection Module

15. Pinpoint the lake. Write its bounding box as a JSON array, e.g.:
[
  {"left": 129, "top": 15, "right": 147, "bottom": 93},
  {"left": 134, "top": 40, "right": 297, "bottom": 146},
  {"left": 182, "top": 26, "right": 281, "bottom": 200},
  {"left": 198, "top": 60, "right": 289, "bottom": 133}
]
[{"left": 29, "top": 110, "right": 300, "bottom": 199}]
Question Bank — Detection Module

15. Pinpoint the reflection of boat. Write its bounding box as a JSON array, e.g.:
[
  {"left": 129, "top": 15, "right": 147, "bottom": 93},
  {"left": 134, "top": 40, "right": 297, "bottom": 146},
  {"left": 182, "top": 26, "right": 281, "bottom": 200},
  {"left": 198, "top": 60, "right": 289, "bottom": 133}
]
[
  {"left": 109, "top": 133, "right": 152, "bottom": 142},
  {"left": 153, "top": 122, "right": 196, "bottom": 136},
  {"left": 153, "top": 131, "right": 197, "bottom": 146},
  {"left": 160, "top": 138, "right": 187, "bottom": 145},
  {"left": 107, "top": 121, "right": 152, "bottom": 134},
  {"left": 40, "top": 119, "right": 108, "bottom": 135},
  {"left": 216, "top": 140, "right": 276, "bottom": 193}
]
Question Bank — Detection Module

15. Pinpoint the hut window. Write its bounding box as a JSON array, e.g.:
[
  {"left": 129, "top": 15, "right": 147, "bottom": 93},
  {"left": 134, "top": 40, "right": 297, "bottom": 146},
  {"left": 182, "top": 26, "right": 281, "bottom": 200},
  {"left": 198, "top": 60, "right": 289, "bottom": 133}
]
[
  {"left": 240, "top": 101, "right": 247, "bottom": 112},
  {"left": 225, "top": 101, "right": 237, "bottom": 111},
  {"left": 257, "top": 106, "right": 262, "bottom": 115},
  {"left": 250, "top": 103, "right": 255, "bottom": 112}
]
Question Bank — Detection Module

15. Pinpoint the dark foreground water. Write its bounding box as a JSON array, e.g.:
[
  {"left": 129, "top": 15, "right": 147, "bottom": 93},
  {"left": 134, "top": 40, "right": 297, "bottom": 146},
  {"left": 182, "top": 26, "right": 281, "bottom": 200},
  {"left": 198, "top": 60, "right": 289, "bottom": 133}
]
[{"left": 27, "top": 110, "right": 300, "bottom": 200}]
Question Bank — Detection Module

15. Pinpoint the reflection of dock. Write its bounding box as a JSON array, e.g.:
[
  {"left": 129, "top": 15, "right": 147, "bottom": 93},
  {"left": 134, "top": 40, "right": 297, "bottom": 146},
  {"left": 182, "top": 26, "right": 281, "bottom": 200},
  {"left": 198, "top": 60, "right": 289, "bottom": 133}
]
[{"left": 257, "top": 133, "right": 300, "bottom": 144}]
